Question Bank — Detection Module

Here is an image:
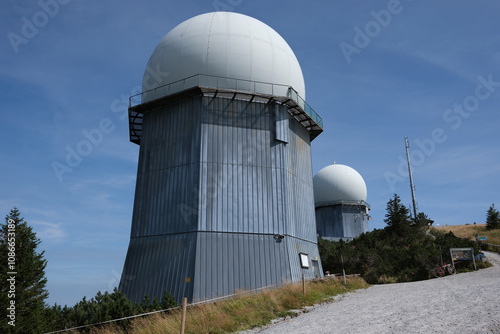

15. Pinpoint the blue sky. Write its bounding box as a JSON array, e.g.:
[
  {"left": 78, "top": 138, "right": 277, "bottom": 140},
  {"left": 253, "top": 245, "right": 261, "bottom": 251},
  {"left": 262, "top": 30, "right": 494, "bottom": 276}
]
[{"left": 1, "top": 0, "right": 499, "bottom": 307}]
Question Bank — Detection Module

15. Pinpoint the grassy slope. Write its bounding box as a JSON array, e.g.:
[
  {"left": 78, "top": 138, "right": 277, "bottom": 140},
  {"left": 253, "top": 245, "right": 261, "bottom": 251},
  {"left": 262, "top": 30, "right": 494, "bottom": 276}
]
[
  {"left": 90, "top": 277, "right": 368, "bottom": 334},
  {"left": 435, "top": 224, "right": 500, "bottom": 245}
]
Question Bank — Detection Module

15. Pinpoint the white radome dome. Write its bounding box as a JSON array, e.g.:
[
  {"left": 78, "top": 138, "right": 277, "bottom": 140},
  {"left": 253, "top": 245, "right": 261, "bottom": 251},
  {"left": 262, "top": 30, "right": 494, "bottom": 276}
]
[
  {"left": 313, "top": 164, "right": 367, "bottom": 206},
  {"left": 142, "top": 12, "right": 305, "bottom": 100}
]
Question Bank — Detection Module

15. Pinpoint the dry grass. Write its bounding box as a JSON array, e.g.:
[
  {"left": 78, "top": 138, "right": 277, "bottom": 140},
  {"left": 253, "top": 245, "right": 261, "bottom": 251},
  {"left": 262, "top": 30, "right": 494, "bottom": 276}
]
[
  {"left": 90, "top": 277, "right": 368, "bottom": 334},
  {"left": 377, "top": 275, "right": 398, "bottom": 284},
  {"left": 435, "top": 224, "right": 500, "bottom": 245}
]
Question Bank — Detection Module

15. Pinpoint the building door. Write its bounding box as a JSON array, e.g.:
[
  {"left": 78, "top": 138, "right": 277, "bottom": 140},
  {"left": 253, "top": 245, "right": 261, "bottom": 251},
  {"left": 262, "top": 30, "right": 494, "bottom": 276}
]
[{"left": 311, "top": 260, "right": 320, "bottom": 278}]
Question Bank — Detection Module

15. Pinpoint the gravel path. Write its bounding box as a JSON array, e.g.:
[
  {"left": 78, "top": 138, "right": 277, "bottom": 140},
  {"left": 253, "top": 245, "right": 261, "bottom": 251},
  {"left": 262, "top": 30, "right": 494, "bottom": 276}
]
[{"left": 259, "top": 251, "right": 500, "bottom": 334}]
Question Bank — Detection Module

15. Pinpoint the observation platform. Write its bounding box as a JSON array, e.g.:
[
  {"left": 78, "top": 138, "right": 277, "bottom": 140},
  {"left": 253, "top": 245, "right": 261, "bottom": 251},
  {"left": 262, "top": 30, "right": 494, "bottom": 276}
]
[
  {"left": 128, "top": 74, "right": 323, "bottom": 145},
  {"left": 315, "top": 200, "right": 371, "bottom": 210}
]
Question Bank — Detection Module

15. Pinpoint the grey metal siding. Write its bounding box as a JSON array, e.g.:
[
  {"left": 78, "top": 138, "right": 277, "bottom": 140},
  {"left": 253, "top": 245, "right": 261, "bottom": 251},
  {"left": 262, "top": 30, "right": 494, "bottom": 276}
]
[
  {"left": 131, "top": 97, "right": 202, "bottom": 237},
  {"left": 275, "top": 104, "right": 289, "bottom": 143},
  {"left": 316, "top": 204, "right": 369, "bottom": 241},
  {"left": 121, "top": 94, "right": 323, "bottom": 304},
  {"left": 316, "top": 206, "right": 343, "bottom": 238},
  {"left": 286, "top": 237, "right": 324, "bottom": 281},
  {"left": 198, "top": 97, "right": 316, "bottom": 240},
  {"left": 192, "top": 232, "right": 292, "bottom": 301},
  {"left": 342, "top": 209, "right": 369, "bottom": 239},
  {"left": 119, "top": 233, "right": 197, "bottom": 303}
]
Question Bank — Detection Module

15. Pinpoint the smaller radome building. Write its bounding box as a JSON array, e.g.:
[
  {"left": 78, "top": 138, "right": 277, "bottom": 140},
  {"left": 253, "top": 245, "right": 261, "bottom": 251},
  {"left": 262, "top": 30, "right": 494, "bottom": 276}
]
[{"left": 313, "top": 163, "right": 370, "bottom": 241}]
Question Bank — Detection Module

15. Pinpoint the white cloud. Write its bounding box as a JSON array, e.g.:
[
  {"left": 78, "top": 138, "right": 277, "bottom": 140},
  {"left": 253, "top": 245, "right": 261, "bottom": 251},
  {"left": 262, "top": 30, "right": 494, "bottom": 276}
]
[{"left": 31, "top": 220, "right": 67, "bottom": 242}]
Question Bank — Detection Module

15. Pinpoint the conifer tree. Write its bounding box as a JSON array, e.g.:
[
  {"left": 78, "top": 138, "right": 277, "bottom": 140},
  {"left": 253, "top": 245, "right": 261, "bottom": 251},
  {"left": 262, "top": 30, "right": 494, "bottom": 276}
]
[
  {"left": 139, "top": 294, "right": 151, "bottom": 312},
  {"left": 384, "top": 194, "right": 411, "bottom": 235},
  {"left": 0, "top": 207, "right": 49, "bottom": 333},
  {"left": 486, "top": 204, "right": 500, "bottom": 230},
  {"left": 109, "top": 288, "right": 134, "bottom": 319},
  {"left": 160, "top": 289, "right": 178, "bottom": 310},
  {"left": 415, "top": 212, "right": 434, "bottom": 229},
  {"left": 150, "top": 296, "right": 161, "bottom": 311}
]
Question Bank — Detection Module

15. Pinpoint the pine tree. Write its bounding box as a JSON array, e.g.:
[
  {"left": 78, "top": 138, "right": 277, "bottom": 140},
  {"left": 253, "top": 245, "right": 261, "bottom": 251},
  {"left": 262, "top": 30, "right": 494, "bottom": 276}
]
[
  {"left": 0, "top": 207, "right": 49, "bottom": 333},
  {"left": 384, "top": 194, "right": 411, "bottom": 235},
  {"left": 109, "top": 288, "right": 134, "bottom": 319},
  {"left": 415, "top": 212, "right": 434, "bottom": 229},
  {"left": 139, "top": 294, "right": 151, "bottom": 312},
  {"left": 486, "top": 204, "right": 500, "bottom": 230},
  {"left": 150, "top": 296, "right": 161, "bottom": 311},
  {"left": 160, "top": 289, "right": 178, "bottom": 310}
]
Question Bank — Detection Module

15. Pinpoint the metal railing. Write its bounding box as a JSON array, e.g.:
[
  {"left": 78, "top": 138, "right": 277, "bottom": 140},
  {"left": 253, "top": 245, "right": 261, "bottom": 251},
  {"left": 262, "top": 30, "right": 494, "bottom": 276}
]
[{"left": 129, "top": 74, "right": 323, "bottom": 129}]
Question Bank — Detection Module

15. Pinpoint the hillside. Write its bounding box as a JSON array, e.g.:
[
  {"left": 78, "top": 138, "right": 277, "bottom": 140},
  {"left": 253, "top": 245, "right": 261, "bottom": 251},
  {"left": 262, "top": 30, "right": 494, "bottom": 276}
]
[{"left": 435, "top": 224, "right": 500, "bottom": 245}]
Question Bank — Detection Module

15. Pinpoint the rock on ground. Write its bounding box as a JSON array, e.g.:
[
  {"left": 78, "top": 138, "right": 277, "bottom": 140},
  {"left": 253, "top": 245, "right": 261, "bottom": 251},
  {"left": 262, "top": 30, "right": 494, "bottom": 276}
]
[{"left": 258, "top": 251, "right": 500, "bottom": 334}]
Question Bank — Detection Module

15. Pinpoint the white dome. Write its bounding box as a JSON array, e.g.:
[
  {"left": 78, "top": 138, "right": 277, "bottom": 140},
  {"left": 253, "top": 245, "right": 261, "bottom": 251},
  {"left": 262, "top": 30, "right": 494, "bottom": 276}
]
[
  {"left": 313, "top": 164, "right": 367, "bottom": 206},
  {"left": 142, "top": 12, "right": 305, "bottom": 100}
]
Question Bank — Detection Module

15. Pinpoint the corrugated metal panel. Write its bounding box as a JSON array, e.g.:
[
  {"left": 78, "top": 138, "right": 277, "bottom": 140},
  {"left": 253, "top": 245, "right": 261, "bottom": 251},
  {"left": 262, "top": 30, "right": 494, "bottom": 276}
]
[
  {"left": 193, "top": 232, "right": 292, "bottom": 301},
  {"left": 131, "top": 97, "right": 202, "bottom": 237},
  {"left": 286, "top": 237, "right": 324, "bottom": 281},
  {"left": 119, "top": 233, "right": 197, "bottom": 303},
  {"left": 275, "top": 104, "right": 289, "bottom": 143},
  {"left": 198, "top": 97, "right": 317, "bottom": 239},
  {"left": 316, "top": 204, "right": 370, "bottom": 240},
  {"left": 282, "top": 112, "right": 316, "bottom": 242},
  {"left": 342, "top": 208, "right": 369, "bottom": 239},
  {"left": 121, "top": 94, "right": 323, "bottom": 304},
  {"left": 315, "top": 206, "right": 344, "bottom": 239}
]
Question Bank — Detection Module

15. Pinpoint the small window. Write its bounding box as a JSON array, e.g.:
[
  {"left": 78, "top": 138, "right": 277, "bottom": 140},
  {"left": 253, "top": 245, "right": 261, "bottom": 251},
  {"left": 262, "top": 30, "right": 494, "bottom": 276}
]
[{"left": 299, "top": 253, "right": 309, "bottom": 268}]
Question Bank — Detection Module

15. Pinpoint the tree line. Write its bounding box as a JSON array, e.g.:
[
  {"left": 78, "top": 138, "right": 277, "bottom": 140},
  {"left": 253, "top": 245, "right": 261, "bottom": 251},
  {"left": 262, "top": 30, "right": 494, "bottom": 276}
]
[
  {"left": 319, "top": 194, "right": 492, "bottom": 284},
  {"left": 0, "top": 208, "right": 177, "bottom": 333}
]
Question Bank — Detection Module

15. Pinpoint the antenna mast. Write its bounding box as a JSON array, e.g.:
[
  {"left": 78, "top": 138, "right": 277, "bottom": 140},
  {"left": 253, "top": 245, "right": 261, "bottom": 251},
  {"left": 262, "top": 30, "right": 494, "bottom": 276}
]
[{"left": 405, "top": 136, "right": 418, "bottom": 220}]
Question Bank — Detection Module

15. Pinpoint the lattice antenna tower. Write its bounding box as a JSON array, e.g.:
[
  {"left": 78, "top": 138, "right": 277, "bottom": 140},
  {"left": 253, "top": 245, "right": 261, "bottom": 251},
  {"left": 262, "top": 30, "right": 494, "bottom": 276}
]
[{"left": 405, "top": 136, "right": 418, "bottom": 220}]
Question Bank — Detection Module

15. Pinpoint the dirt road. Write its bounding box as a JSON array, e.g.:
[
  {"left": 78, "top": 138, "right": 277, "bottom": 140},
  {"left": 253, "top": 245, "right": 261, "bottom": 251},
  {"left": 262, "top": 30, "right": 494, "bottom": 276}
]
[{"left": 259, "top": 251, "right": 500, "bottom": 334}]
